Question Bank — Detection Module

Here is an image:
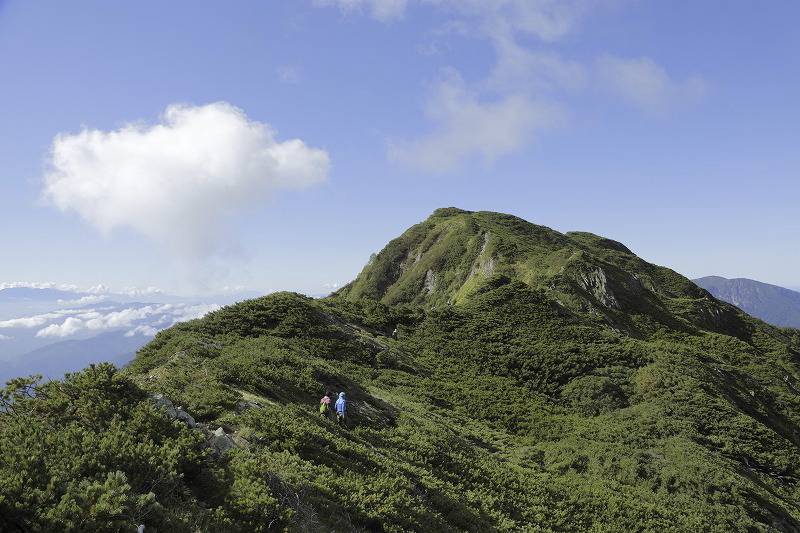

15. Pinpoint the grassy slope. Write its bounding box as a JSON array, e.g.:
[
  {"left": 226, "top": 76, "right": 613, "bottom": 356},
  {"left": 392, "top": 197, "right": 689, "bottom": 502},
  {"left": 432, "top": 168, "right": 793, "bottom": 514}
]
[{"left": 115, "top": 282, "right": 800, "bottom": 531}]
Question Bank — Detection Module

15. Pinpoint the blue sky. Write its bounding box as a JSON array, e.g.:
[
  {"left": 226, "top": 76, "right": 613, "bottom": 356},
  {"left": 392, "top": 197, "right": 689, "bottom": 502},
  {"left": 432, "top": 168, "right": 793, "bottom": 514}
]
[{"left": 2, "top": 0, "right": 799, "bottom": 296}]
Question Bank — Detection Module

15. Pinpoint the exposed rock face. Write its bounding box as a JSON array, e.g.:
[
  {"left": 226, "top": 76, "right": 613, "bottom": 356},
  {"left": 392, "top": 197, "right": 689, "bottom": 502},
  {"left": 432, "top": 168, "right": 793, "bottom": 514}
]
[
  {"left": 424, "top": 269, "right": 437, "bottom": 292},
  {"left": 469, "top": 232, "right": 495, "bottom": 279},
  {"left": 576, "top": 267, "right": 620, "bottom": 310},
  {"left": 176, "top": 410, "right": 197, "bottom": 428}
]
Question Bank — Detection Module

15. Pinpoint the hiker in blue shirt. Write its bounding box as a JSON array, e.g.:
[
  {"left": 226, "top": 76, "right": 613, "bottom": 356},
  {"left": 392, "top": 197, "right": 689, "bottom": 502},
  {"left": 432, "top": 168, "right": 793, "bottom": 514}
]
[{"left": 335, "top": 392, "right": 347, "bottom": 427}]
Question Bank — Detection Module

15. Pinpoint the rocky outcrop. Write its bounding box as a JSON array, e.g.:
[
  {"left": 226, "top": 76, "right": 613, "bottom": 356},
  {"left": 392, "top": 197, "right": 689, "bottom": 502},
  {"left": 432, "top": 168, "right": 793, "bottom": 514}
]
[
  {"left": 424, "top": 269, "right": 437, "bottom": 292},
  {"left": 150, "top": 394, "right": 248, "bottom": 457},
  {"left": 203, "top": 426, "right": 250, "bottom": 457},
  {"left": 576, "top": 267, "right": 620, "bottom": 310},
  {"left": 150, "top": 394, "right": 196, "bottom": 428}
]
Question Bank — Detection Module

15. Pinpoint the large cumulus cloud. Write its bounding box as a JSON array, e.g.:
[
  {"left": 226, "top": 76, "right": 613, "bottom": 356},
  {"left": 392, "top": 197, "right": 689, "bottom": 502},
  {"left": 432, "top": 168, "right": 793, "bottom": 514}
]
[{"left": 41, "top": 102, "right": 330, "bottom": 260}]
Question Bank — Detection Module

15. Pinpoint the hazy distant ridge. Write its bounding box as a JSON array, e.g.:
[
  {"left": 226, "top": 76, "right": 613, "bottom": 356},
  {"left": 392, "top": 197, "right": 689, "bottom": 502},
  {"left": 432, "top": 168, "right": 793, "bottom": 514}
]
[{"left": 693, "top": 275, "right": 800, "bottom": 328}]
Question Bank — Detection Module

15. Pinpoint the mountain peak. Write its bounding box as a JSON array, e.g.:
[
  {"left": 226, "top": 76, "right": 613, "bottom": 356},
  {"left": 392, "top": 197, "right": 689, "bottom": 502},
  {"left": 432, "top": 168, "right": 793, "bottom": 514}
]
[
  {"left": 334, "top": 208, "right": 721, "bottom": 338},
  {"left": 430, "top": 206, "right": 472, "bottom": 218},
  {"left": 335, "top": 208, "right": 570, "bottom": 306}
]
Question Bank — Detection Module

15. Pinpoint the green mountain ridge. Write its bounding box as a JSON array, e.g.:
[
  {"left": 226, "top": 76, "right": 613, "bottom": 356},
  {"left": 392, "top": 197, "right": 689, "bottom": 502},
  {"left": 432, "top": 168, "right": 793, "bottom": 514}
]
[
  {"left": 4, "top": 208, "right": 800, "bottom": 532},
  {"left": 338, "top": 208, "right": 741, "bottom": 338}
]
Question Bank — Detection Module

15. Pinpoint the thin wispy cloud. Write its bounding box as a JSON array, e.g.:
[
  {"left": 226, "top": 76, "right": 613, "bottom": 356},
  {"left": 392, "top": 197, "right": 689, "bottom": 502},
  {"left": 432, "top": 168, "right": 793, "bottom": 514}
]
[
  {"left": 41, "top": 102, "right": 330, "bottom": 263},
  {"left": 596, "top": 54, "right": 707, "bottom": 116},
  {"left": 57, "top": 295, "right": 107, "bottom": 306},
  {"left": 428, "top": 0, "right": 592, "bottom": 43},
  {"left": 0, "top": 281, "right": 80, "bottom": 291},
  {"left": 316, "top": 0, "right": 705, "bottom": 173},
  {"left": 0, "top": 313, "right": 62, "bottom": 329},
  {"left": 1, "top": 282, "right": 167, "bottom": 301},
  {"left": 486, "top": 45, "right": 588, "bottom": 94},
  {"left": 319, "top": 0, "right": 590, "bottom": 34},
  {"left": 314, "top": 0, "right": 409, "bottom": 22},
  {"left": 277, "top": 66, "right": 301, "bottom": 84},
  {"left": 389, "top": 69, "right": 564, "bottom": 173}
]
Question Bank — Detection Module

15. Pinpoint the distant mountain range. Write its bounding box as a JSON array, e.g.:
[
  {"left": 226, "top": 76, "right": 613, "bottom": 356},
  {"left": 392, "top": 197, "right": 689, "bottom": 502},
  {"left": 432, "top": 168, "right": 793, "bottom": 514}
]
[
  {"left": 0, "top": 330, "right": 143, "bottom": 382},
  {"left": 693, "top": 275, "right": 800, "bottom": 328},
  {"left": 0, "top": 286, "right": 91, "bottom": 302}
]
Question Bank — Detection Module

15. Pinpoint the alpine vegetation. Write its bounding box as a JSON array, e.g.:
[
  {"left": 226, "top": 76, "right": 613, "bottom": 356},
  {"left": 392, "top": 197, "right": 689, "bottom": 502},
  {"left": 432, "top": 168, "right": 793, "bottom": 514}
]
[{"left": 4, "top": 208, "right": 800, "bottom": 532}]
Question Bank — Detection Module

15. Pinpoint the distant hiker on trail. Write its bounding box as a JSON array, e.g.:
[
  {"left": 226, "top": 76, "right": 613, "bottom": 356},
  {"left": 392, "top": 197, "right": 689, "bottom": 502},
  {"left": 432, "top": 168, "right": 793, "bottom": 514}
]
[
  {"left": 391, "top": 328, "right": 397, "bottom": 340},
  {"left": 319, "top": 391, "right": 332, "bottom": 419},
  {"left": 335, "top": 392, "right": 347, "bottom": 427}
]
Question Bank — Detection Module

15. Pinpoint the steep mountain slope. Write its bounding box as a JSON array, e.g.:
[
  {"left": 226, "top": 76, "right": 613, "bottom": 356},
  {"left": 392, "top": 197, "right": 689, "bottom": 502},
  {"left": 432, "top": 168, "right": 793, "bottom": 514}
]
[
  {"left": 4, "top": 208, "right": 800, "bottom": 532},
  {"left": 695, "top": 275, "right": 800, "bottom": 328}
]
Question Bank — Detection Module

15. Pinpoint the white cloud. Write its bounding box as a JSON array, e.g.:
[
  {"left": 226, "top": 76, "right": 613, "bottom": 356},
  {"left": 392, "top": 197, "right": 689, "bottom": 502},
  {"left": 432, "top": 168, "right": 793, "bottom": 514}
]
[
  {"left": 0, "top": 334, "right": 10, "bottom": 340},
  {"left": 0, "top": 300, "right": 220, "bottom": 342},
  {"left": 42, "top": 102, "right": 330, "bottom": 262},
  {"left": 100, "top": 305, "right": 171, "bottom": 328},
  {"left": 57, "top": 295, "right": 107, "bottom": 306},
  {"left": 125, "top": 325, "right": 159, "bottom": 337},
  {"left": 28, "top": 302, "right": 220, "bottom": 339},
  {"left": 596, "top": 54, "right": 706, "bottom": 116},
  {"left": 0, "top": 313, "right": 63, "bottom": 329},
  {"left": 222, "top": 285, "right": 248, "bottom": 294},
  {"left": 121, "top": 286, "right": 165, "bottom": 297},
  {"left": 389, "top": 70, "right": 564, "bottom": 172},
  {"left": 87, "top": 284, "right": 110, "bottom": 294},
  {"left": 170, "top": 303, "right": 221, "bottom": 323},
  {"left": 36, "top": 317, "right": 84, "bottom": 338}
]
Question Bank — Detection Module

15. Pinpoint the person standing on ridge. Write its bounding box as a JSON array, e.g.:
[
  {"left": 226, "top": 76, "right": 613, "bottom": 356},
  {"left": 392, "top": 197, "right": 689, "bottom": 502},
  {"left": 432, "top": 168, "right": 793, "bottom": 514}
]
[{"left": 335, "top": 392, "right": 347, "bottom": 427}]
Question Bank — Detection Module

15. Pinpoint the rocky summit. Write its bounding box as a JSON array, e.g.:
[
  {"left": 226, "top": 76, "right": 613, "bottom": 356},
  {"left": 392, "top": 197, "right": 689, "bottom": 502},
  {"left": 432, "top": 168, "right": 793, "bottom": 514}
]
[{"left": 4, "top": 208, "right": 800, "bottom": 532}]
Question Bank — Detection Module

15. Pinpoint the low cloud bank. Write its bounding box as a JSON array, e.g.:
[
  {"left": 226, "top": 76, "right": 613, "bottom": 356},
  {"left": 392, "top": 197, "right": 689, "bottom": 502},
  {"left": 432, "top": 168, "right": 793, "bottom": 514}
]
[{"left": 0, "top": 302, "right": 221, "bottom": 339}]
